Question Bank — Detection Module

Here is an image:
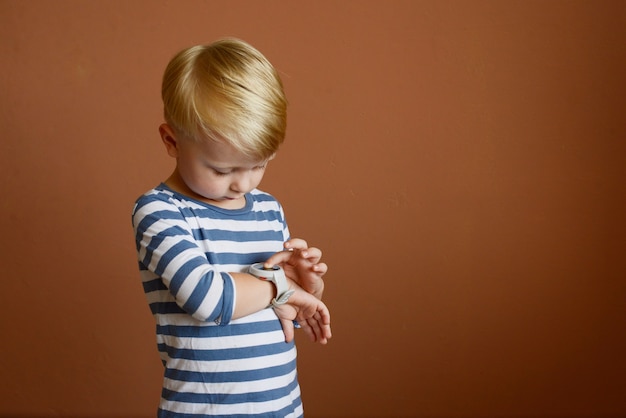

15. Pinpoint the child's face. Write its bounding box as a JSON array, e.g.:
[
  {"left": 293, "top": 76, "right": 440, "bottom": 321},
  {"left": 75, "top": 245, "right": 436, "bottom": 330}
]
[{"left": 163, "top": 126, "right": 269, "bottom": 208}]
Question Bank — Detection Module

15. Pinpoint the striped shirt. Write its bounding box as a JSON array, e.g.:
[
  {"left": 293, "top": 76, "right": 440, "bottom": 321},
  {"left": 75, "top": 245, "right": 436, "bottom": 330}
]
[{"left": 132, "top": 184, "right": 303, "bottom": 417}]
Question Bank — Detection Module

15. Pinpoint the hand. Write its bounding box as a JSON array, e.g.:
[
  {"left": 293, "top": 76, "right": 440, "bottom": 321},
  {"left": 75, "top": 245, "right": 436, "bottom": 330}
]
[
  {"left": 273, "top": 283, "right": 332, "bottom": 344},
  {"left": 264, "top": 238, "right": 327, "bottom": 299}
]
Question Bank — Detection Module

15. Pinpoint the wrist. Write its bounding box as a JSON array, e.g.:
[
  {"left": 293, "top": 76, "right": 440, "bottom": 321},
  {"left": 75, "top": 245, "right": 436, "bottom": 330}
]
[
  {"left": 248, "top": 263, "right": 294, "bottom": 308},
  {"left": 299, "top": 279, "right": 324, "bottom": 300}
]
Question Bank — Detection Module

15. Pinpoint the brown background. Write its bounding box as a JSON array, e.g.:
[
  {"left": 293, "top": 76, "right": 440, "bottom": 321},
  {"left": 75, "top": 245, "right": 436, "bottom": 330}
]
[{"left": 1, "top": 1, "right": 624, "bottom": 417}]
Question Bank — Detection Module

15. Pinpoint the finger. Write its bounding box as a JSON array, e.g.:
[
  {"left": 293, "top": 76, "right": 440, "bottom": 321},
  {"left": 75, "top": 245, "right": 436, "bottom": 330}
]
[
  {"left": 315, "top": 302, "right": 331, "bottom": 325},
  {"left": 320, "top": 318, "right": 332, "bottom": 340},
  {"left": 279, "top": 318, "right": 295, "bottom": 343},
  {"left": 283, "top": 247, "right": 321, "bottom": 269},
  {"left": 263, "top": 250, "right": 294, "bottom": 268},
  {"left": 284, "top": 238, "right": 308, "bottom": 251},
  {"left": 307, "top": 316, "right": 331, "bottom": 344},
  {"left": 313, "top": 307, "right": 332, "bottom": 341},
  {"left": 312, "top": 308, "right": 330, "bottom": 342},
  {"left": 312, "top": 262, "right": 328, "bottom": 276},
  {"left": 298, "top": 319, "right": 318, "bottom": 343},
  {"left": 301, "top": 247, "right": 322, "bottom": 264},
  {"left": 323, "top": 323, "right": 332, "bottom": 341},
  {"left": 306, "top": 314, "right": 323, "bottom": 342}
]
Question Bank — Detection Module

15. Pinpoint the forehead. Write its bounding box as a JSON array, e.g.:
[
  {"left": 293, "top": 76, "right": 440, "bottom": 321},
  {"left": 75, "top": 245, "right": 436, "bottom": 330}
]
[{"left": 191, "top": 137, "right": 264, "bottom": 168}]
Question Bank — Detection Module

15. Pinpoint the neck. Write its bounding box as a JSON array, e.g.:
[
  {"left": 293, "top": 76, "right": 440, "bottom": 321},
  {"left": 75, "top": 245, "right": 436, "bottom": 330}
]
[{"left": 164, "top": 170, "right": 247, "bottom": 209}]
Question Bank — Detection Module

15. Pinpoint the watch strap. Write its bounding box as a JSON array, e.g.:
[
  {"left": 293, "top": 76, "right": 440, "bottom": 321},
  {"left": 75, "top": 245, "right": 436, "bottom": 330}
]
[{"left": 248, "top": 263, "right": 294, "bottom": 307}]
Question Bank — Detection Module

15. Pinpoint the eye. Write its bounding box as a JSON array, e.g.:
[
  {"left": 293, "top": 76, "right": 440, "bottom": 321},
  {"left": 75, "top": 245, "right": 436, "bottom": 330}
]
[{"left": 212, "top": 169, "right": 230, "bottom": 177}]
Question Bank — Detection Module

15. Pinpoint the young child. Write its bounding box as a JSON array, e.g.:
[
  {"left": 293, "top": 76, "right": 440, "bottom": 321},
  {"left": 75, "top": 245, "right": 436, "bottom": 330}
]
[{"left": 132, "top": 38, "right": 331, "bottom": 417}]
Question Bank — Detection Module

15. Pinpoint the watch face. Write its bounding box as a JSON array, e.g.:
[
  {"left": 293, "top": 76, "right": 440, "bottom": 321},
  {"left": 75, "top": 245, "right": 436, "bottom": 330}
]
[{"left": 250, "top": 262, "right": 282, "bottom": 275}]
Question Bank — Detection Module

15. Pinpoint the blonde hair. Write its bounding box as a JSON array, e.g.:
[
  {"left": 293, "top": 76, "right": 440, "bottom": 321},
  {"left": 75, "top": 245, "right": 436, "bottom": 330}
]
[{"left": 162, "top": 38, "right": 287, "bottom": 160}]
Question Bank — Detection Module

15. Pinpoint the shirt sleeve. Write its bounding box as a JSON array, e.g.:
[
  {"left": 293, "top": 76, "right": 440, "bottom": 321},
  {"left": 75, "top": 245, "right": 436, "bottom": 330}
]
[
  {"left": 277, "top": 201, "right": 290, "bottom": 243},
  {"left": 132, "top": 195, "right": 235, "bottom": 325}
]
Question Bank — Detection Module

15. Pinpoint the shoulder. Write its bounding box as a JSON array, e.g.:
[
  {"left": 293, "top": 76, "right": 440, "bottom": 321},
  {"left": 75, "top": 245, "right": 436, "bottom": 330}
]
[
  {"left": 249, "top": 188, "right": 278, "bottom": 202},
  {"left": 247, "top": 189, "right": 289, "bottom": 229},
  {"left": 132, "top": 186, "right": 177, "bottom": 215},
  {"left": 249, "top": 189, "right": 285, "bottom": 212},
  {"left": 131, "top": 185, "right": 192, "bottom": 230}
]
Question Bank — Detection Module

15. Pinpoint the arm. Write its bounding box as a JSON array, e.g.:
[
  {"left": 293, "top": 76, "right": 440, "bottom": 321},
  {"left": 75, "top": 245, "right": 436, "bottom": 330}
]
[
  {"left": 261, "top": 239, "right": 332, "bottom": 343},
  {"left": 246, "top": 262, "right": 332, "bottom": 344},
  {"left": 229, "top": 272, "right": 275, "bottom": 319},
  {"left": 134, "top": 194, "right": 331, "bottom": 343},
  {"left": 133, "top": 197, "right": 275, "bottom": 324}
]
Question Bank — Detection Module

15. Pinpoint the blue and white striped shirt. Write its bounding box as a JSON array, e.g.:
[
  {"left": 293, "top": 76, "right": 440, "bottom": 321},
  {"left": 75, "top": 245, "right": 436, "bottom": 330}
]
[{"left": 132, "top": 184, "right": 302, "bottom": 417}]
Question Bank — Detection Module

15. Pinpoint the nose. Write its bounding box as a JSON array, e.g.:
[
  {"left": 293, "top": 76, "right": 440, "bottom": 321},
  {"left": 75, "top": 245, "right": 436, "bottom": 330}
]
[{"left": 230, "top": 172, "right": 251, "bottom": 194}]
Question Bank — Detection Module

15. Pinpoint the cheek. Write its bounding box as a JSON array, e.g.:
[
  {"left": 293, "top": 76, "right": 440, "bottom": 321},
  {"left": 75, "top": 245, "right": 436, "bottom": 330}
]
[
  {"left": 180, "top": 165, "right": 202, "bottom": 185},
  {"left": 252, "top": 171, "right": 265, "bottom": 187},
  {"left": 181, "top": 165, "right": 220, "bottom": 191}
]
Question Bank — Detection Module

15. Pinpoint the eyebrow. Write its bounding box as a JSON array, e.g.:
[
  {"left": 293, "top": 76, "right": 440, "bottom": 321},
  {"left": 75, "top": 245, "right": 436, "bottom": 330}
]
[{"left": 209, "top": 161, "right": 268, "bottom": 171}]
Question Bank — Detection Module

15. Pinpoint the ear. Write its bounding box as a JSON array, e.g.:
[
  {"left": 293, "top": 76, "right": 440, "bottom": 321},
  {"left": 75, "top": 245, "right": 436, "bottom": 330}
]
[{"left": 159, "top": 123, "right": 179, "bottom": 158}]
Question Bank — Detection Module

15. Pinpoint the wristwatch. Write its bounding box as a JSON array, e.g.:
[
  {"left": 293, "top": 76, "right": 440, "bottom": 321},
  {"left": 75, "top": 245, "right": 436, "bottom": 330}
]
[{"left": 248, "top": 263, "right": 295, "bottom": 308}]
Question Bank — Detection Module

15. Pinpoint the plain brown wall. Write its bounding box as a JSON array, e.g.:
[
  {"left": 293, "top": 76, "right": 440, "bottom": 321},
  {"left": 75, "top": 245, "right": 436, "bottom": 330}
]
[{"left": 1, "top": 1, "right": 624, "bottom": 417}]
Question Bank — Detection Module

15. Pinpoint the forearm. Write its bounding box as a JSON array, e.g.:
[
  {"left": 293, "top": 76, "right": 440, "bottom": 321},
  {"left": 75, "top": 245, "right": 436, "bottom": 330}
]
[{"left": 229, "top": 272, "right": 275, "bottom": 319}]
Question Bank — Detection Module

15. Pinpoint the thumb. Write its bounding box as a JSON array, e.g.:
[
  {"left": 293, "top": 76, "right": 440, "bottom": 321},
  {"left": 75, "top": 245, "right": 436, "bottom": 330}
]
[{"left": 279, "top": 317, "right": 295, "bottom": 343}]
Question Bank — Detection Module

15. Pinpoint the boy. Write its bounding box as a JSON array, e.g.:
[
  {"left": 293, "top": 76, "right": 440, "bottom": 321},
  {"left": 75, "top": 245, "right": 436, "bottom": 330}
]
[{"left": 132, "top": 38, "right": 331, "bottom": 417}]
